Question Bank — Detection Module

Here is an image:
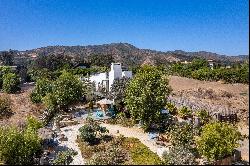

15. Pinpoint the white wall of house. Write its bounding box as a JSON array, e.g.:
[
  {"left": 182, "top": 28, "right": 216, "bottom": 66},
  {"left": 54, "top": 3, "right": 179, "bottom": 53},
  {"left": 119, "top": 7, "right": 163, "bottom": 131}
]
[
  {"left": 122, "top": 71, "right": 132, "bottom": 78},
  {"left": 85, "top": 63, "right": 132, "bottom": 92},
  {"left": 109, "top": 63, "right": 123, "bottom": 91},
  {"left": 89, "top": 72, "right": 108, "bottom": 90}
]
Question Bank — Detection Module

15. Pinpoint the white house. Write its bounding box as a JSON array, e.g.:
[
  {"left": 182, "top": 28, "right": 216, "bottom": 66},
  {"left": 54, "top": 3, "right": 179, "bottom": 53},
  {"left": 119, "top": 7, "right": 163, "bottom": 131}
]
[
  {"left": 87, "top": 63, "right": 132, "bottom": 92},
  {"left": 208, "top": 60, "right": 214, "bottom": 69}
]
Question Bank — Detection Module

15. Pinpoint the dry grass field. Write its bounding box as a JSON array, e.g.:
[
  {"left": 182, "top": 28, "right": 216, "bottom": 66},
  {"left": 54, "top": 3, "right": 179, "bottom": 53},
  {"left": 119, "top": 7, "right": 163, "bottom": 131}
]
[
  {"left": 169, "top": 76, "right": 249, "bottom": 123},
  {"left": 0, "top": 83, "right": 45, "bottom": 127}
]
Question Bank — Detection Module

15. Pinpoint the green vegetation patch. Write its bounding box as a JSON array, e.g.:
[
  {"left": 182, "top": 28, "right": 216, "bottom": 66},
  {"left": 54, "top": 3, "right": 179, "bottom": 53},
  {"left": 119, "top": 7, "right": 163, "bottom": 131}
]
[
  {"left": 77, "top": 135, "right": 162, "bottom": 165},
  {"left": 121, "top": 137, "right": 162, "bottom": 165}
]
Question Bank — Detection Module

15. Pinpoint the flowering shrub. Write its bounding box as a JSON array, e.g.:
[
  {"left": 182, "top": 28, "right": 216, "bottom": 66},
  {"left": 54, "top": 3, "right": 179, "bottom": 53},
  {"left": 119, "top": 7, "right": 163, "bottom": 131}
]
[
  {"left": 162, "top": 145, "right": 197, "bottom": 165},
  {"left": 196, "top": 122, "right": 241, "bottom": 161},
  {"left": 169, "top": 122, "right": 195, "bottom": 148}
]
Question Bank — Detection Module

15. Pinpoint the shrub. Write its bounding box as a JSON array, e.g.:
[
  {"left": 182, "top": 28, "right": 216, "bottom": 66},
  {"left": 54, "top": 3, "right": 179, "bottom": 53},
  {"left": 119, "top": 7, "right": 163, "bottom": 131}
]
[
  {"left": 195, "top": 109, "right": 211, "bottom": 125},
  {"left": 53, "top": 149, "right": 78, "bottom": 165},
  {"left": 169, "top": 122, "right": 195, "bottom": 148},
  {"left": 165, "top": 102, "right": 177, "bottom": 115},
  {"left": 78, "top": 117, "right": 109, "bottom": 144},
  {"left": 26, "top": 116, "right": 43, "bottom": 131},
  {"left": 107, "top": 112, "right": 134, "bottom": 127},
  {"left": 52, "top": 71, "right": 86, "bottom": 110},
  {"left": 177, "top": 106, "right": 192, "bottom": 119},
  {"left": 30, "top": 78, "right": 52, "bottom": 103},
  {"left": 87, "top": 137, "right": 129, "bottom": 165},
  {"left": 196, "top": 122, "right": 241, "bottom": 161},
  {"left": 0, "top": 96, "right": 12, "bottom": 119},
  {"left": 122, "top": 137, "right": 162, "bottom": 165},
  {"left": 162, "top": 145, "right": 197, "bottom": 165},
  {"left": 2, "top": 73, "right": 20, "bottom": 93},
  {"left": 0, "top": 66, "right": 12, "bottom": 89},
  {"left": 0, "top": 117, "right": 42, "bottom": 165}
]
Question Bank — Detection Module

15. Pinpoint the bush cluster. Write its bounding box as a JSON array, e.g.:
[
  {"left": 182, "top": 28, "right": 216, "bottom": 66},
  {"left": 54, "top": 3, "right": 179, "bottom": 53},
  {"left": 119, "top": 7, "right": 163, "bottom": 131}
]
[
  {"left": 0, "top": 116, "right": 43, "bottom": 165},
  {"left": 53, "top": 149, "right": 78, "bottom": 165},
  {"left": 30, "top": 71, "right": 86, "bottom": 113},
  {"left": 0, "top": 96, "right": 12, "bottom": 119},
  {"left": 78, "top": 117, "right": 109, "bottom": 144},
  {"left": 196, "top": 122, "right": 241, "bottom": 161},
  {"left": 0, "top": 66, "right": 21, "bottom": 93},
  {"left": 170, "top": 59, "right": 249, "bottom": 84}
]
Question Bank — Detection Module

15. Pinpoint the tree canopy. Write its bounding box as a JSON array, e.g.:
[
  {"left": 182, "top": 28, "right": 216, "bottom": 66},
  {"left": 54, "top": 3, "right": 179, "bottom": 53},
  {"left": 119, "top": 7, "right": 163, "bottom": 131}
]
[{"left": 125, "top": 65, "right": 172, "bottom": 130}]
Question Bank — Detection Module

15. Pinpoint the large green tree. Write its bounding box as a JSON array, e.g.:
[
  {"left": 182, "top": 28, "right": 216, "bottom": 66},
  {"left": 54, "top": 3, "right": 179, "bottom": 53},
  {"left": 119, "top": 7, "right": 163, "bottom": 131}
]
[
  {"left": 125, "top": 65, "right": 172, "bottom": 130},
  {"left": 30, "top": 78, "right": 53, "bottom": 103},
  {"left": 43, "top": 71, "right": 86, "bottom": 111}
]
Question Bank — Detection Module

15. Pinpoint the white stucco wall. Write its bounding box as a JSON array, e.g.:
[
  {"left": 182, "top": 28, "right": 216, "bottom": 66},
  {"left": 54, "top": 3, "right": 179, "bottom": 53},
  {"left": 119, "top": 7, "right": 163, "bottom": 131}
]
[
  {"left": 86, "top": 63, "right": 133, "bottom": 92},
  {"left": 109, "top": 63, "right": 123, "bottom": 91},
  {"left": 89, "top": 72, "right": 108, "bottom": 90},
  {"left": 122, "top": 71, "right": 132, "bottom": 78}
]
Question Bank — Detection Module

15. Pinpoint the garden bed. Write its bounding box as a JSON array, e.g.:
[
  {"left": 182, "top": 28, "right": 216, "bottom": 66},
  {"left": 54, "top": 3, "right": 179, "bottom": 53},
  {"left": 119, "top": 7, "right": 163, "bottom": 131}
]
[{"left": 77, "top": 136, "right": 162, "bottom": 165}]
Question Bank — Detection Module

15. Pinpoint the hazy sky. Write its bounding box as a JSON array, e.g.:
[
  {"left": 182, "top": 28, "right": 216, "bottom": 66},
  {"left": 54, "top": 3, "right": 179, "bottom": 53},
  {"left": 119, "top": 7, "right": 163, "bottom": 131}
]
[{"left": 0, "top": 0, "right": 249, "bottom": 55}]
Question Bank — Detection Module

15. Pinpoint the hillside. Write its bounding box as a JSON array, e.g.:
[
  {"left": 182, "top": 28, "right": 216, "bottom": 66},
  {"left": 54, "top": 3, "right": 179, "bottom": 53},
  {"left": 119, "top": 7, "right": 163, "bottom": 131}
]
[{"left": 2, "top": 43, "right": 249, "bottom": 67}]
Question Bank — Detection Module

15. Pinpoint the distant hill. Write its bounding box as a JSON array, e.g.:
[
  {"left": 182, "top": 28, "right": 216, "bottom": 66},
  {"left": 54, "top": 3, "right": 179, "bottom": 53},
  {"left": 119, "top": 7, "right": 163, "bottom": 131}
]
[{"left": 2, "top": 43, "right": 249, "bottom": 66}]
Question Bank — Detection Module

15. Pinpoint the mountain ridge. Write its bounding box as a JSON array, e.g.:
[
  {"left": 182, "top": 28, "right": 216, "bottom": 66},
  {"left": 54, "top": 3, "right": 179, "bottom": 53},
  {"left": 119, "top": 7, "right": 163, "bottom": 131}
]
[{"left": 1, "top": 43, "right": 249, "bottom": 66}]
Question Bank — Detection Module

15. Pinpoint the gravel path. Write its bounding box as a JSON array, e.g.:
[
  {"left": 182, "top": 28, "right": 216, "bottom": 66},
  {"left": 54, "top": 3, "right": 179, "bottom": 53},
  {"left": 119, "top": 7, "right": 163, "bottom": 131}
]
[
  {"left": 59, "top": 124, "right": 85, "bottom": 165},
  {"left": 100, "top": 123, "right": 159, "bottom": 154},
  {"left": 55, "top": 120, "right": 249, "bottom": 165},
  {"left": 57, "top": 122, "right": 160, "bottom": 165}
]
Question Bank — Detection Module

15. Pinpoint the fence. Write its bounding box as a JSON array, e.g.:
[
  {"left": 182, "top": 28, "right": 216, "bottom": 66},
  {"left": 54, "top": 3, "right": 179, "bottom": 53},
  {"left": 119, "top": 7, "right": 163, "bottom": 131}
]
[{"left": 209, "top": 112, "right": 237, "bottom": 123}]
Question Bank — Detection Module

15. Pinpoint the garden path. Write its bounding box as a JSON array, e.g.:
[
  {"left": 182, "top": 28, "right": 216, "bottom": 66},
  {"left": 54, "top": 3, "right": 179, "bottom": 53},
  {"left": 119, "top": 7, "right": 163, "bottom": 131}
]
[
  {"left": 57, "top": 122, "right": 161, "bottom": 165},
  {"left": 59, "top": 124, "right": 85, "bottom": 165},
  {"left": 100, "top": 123, "right": 159, "bottom": 154}
]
